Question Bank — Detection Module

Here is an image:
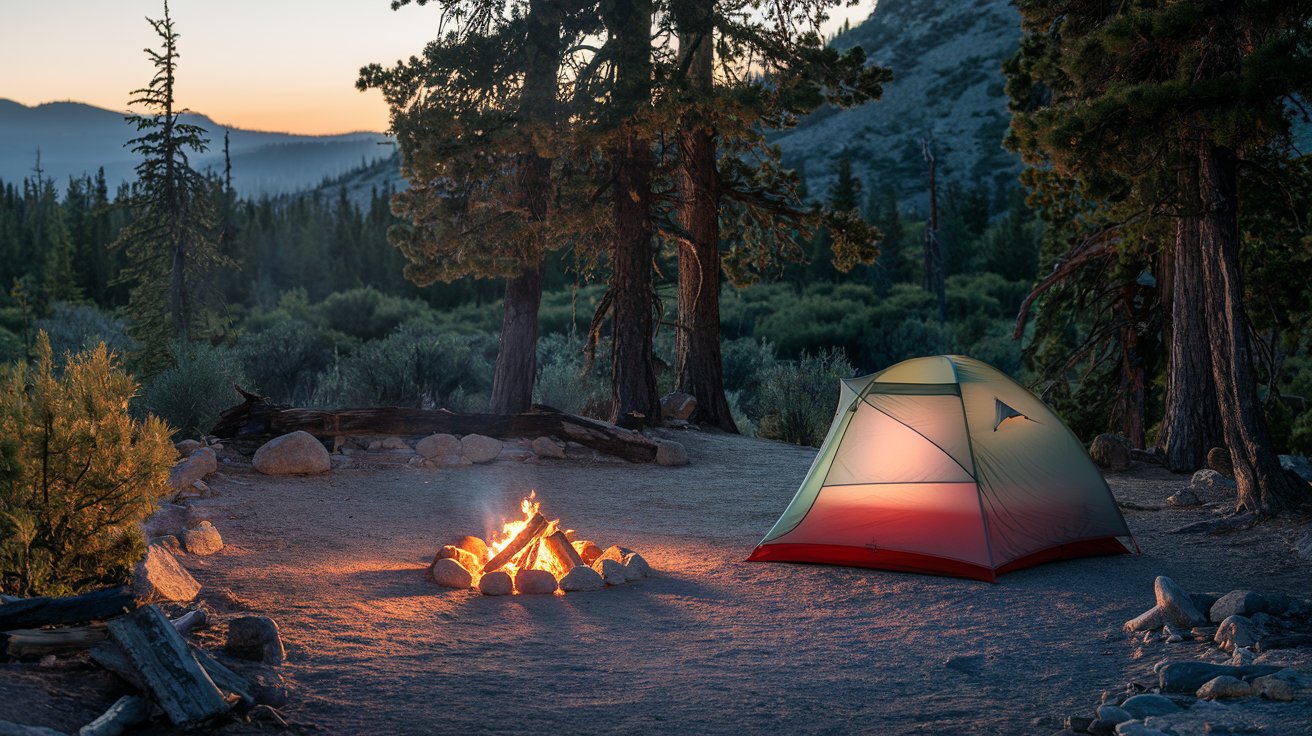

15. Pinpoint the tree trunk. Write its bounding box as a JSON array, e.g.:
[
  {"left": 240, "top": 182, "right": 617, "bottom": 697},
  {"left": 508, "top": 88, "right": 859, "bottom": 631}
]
[
  {"left": 490, "top": 260, "right": 544, "bottom": 414},
  {"left": 1157, "top": 213, "right": 1223, "bottom": 471},
  {"left": 605, "top": 0, "right": 660, "bottom": 428},
  {"left": 921, "top": 139, "right": 945, "bottom": 323},
  {"left": 1196, "top": 141, "right": 1296, "bottom": 514},
  {"left": 673, "top": 1, "right": 737, "bottom": 432}
]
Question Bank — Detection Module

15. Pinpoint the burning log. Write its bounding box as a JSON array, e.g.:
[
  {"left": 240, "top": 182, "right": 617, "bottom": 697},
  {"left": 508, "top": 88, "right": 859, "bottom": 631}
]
[
  {"left": 0, "top": 586, "right": 136, "bottom": 630},
  {"left": 106, "top": 605, "right": 230, "bottom": 729},
  {"left": 482, "top": 512, "right": 549, "bottom": 574},
  {"left": 542, "top": 531, "right": 584, "bottom": 573}
]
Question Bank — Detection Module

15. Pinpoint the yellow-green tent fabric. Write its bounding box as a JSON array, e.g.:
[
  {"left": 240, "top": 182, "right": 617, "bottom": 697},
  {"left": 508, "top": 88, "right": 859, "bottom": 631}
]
[{"left": 748, "top": 355, "right": 1135, "bottom": 581}]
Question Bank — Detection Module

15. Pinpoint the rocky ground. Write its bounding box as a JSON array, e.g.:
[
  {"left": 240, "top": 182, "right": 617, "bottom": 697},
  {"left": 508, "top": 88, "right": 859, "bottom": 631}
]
[{"left": 1, "top": 429, "right": 1310, "bottom": 735}]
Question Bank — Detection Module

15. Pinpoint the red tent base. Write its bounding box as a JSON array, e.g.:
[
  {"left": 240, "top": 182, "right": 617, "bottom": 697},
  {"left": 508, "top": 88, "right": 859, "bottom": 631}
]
[{"left": 745, "top": 536, "right": 1131, "bottom": 582}]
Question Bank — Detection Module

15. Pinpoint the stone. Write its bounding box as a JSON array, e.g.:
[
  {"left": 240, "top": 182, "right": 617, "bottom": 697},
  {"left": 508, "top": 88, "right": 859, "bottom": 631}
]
[
  {"left": 1214, "top": 614, "right": 1259, "bottom": 652},
  {"left": 1158, "top": 661, "right": 1281, "bottom": 692},
  {"left": 1124, "top": 606, "right": 1165, "bottom": 633},
  {"left": 1114, "top": 723, "right": 1168, "bottom": 736},
  {"left": 192, "top": 479, "right": 210, "bottom": 497},
  {"left": 436, "top": 545, "right": 480, "bottom": 571},
  {"left": 454, "top": 536, "right": 488, "bottom": 562},
  {"left": 1210, "top": 590, "right": 1268, "bottom": 622},
  {"left": 1065, "top": 715, "right": 1093, "bottom": 733},
  {"left": 1279, "top": 454, "right": 1312, "bottom": 483},
  {"left": 181, "top": 521, "right": 223, "bottom": 556},
  {"left": 149, "top": 535, "right": 182, "bottom": 554},
  {"left": 429, "top": 557, "right": 474, "bottom": 589},
  {"left": 175, "top": 439, "right": 202, "bottom": 457},
  {"left": 168, "top": 447, "right": 217, "bottom": 490},
  {"left": 597, "top": 545, "right": 630, "bottom": 565},
  {"left": 225, "top": 616, "right": 285, "bottom": 665},
  {"left": 460, "top": 434, "right": 503, "bottom": 464},
  {"left": 1206, "top": 447, "right": 1234, "bottom": 477},
  {"left": 595, "top": 558, "right": 627, "bottom": 586},
  {"left": 1197, "top": 675, "right": 1251, "bottom": 699},
  {"left": 132, "top": 545, "right": 201, "bottom": 603},
  {"left": 252, "top": 431, "right": 331, "bottom": 475},
  {"left": 1162, "top": 624, "right": 1185, "bottom": 643},
  {"left": 1189, "top": 468, "right": 1237, "bottom": 498},
  {"left": 621, "top": 552, "right": 650, "bottom": 581},
  {"left": 531, "top": 436, "right": 566, "bottom": 459},
  {"left": 1153, "top": 576, "right": 1206, "bottom": 627},
  {"left": 660, "top": 391, "right": 697, "bottom": 421},
  {"left": 478, "top": 570, "right": 513, "bottom": 596},
  {"left": 1227, "top": 646, "right": 1255, "bottom": 666},
  {"left": 514, "top": 568, "right": 558, "bottom": 595},
  {"left": 559, "top": 565, "right": 604, "bottom": 592},
  {"left": 655, "top": 440, "right": 689, "bottom": 466},
  {"left": 415, "top": 433, "right": 461, "bottom": 459},
  {"left": 1119, "top": 694, "right": 1180, "bottom": 720},
  {"left": 368, "top": 436, "right": 410, "bottom": 451},
  {"left": 1251, "top": 668, "right": 1312, "bottom": 701},
  {"left": 572, "top": 540, "right": 602, "bottom": 565},
  {"left": 1095, "top": 705, "right": 1132, "bottom": 728},
  {"left": 1090, "top": 433, "right": 1131, "bottom": 471},
  {"left": 1165, "top": 489, "right": 1201, "bottom": 507}
]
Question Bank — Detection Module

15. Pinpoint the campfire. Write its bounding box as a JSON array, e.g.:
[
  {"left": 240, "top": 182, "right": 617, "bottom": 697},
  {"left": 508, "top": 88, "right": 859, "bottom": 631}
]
[{"left": 429, "top": 491, "right": 650, "bottom": 595}]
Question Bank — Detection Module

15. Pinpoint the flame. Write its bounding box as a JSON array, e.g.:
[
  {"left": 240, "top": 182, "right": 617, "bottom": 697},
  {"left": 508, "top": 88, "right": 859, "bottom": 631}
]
[{"left": 483, "top": 490, "right": 571, "bottom": 579}]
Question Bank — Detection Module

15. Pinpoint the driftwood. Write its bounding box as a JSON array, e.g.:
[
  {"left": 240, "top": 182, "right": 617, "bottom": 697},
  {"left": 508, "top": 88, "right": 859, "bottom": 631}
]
[
  {"left": 0, "top": 586, "right": 136, "bottom": 631},
  {"left": 542, "top": 531, "right": 584, "bottom": 572},
  {"left": 77, "top": 695, "right": 149, "bottom": 736},
  {"left": 210, "top": 387, "right": 659, "bottom": 463},
  {"left": 2, "top": 623, "right": 106, "bottom": 659},
  {"left": 482, "top": 512, "right": 548, "bottom": 574},
  {"left": 189, "top": 644, "right": 255, "bottom": 708},
  {"left": 170, "top": 609, "right": 209, "bottom": 635},
  {"left": 106, "top": 605, "right": 229, "bottom": 729},
  {"left": 90, "top": 641, "right": 145, "bottom": 690}
]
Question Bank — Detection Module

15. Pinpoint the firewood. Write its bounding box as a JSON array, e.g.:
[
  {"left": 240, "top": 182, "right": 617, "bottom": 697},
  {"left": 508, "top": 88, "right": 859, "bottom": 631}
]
[
  {"left": 77, "top": 695, "right": 149, "bottom": 736},
  {"left": 1, "top": 623, "right": 106, "bottom": 659},
  {"left": 481, "top": 512, "right": 548, "bottom": 573},
  {"left": 0, "top": 587, "right": 136, "bottom": 631},
  {"left": 106, "top": 605, "right": 229, "bottom": 729},
  {"left": 542, "top": 531, "right": 584, "bottom": 572},
  {"left": 188, "top": 644, "right": 255, "bottom": 708},
  {"left": 170, "top": 609, "right": 208, "bottom": 635},
  {"left": 89, "top": 641, "right": 144, "bottom": 690}
]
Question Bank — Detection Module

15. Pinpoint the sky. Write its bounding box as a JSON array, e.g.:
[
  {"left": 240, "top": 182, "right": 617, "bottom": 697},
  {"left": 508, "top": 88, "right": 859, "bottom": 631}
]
[{"left": 1, "top": 1, "right": 876, "bottom": 136}]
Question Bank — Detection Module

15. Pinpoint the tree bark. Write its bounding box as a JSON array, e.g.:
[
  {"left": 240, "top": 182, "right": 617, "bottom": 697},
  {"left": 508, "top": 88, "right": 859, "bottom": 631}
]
[
  {"left": 921, "top": 139, "right": 945, "bottom": 322},
  {"left": 1196, "top": 141, "right": 1296, "bottom": 514},
  {"left": 673, "top": 1, "right": 737, "bottom": 432},
  {"left": 490, "top": 259, "right": 545, "bottom": 414},
  {"left": 1157, "top": 213, "right": 1224, "bottom": 471}
]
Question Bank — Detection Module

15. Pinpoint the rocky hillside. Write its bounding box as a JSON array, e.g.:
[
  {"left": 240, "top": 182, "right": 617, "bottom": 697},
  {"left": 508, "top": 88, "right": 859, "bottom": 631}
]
[{"left": 773, "top": 0, "right": 1022, "bottom": 212}]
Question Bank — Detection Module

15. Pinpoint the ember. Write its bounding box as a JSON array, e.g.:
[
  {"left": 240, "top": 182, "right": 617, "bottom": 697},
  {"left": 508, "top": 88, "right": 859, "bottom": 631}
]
[{"left": 429, "top": 491, "right": 650, "bottom": 595}]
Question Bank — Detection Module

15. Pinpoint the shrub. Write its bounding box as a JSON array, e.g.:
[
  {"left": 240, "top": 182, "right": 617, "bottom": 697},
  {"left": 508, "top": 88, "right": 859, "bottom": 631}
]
[
  {"left": 533, "top": 333, "right": 609, "bottom": 416},
  {"left": 861, "top": 317, "right": 958, "bottom": 373},
  {"left": 312, "top": 287, "right": 431, "bottom": 340},
  {"left": 35, "top": 303, "right": 135, "bottom": 361},
  {"left": 316, "top": 323, "right": 495, "bottom": 409},
  {"left": 758, "top": 348, "right": 854, "bottom": 447},
  {"left": 0, "top": 333, "right": 174, "bottom": 596},
  {"left": 236, "top": 318, "right": 346, "bottom": 405},
  {"left": 139, "top": 341, "right": 246, "bottom": 439}
]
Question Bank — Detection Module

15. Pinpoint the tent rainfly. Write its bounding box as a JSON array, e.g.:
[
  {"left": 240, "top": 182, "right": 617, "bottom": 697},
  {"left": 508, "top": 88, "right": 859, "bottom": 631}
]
[{"left": 747, "top": 355, "right": 1136, "bottom": 581}]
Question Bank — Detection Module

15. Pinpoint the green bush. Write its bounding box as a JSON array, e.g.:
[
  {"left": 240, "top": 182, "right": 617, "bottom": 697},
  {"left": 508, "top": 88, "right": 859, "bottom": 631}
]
[
  {"left": 861, "top": 316, "right": 958, "bottom": 373},
  {"left": 236, "top": 318, "right": 346, "bottom": 405},
  {"left": 758, "top": 348, "right": 854, "bottom": 446},
  {"left": 533, "top": 333, "right": 609, "bottom": 416},
  {"left": 139, "top": 341, "right": 246, "bottom": 439},
  {"left": 316, "top": 323, "right": 495, "bottom": 409},
  {"left": 35, "top": 302, "right": 135, "bottom": 361},
  {"left": 0, "top": 333, "right": 174, "bottom": 596},
  {"left": 312, "top": 286, "right": 432, "bottom": 340}
]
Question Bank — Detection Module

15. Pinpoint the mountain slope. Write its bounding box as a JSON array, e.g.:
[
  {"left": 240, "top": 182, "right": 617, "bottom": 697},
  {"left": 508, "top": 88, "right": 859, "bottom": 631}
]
[
  {"left": 0, "top": 99, "right": 393, "bottom": 195},
  {"left": 773, "top": 0, "right": 1022, "bottom": 212}
]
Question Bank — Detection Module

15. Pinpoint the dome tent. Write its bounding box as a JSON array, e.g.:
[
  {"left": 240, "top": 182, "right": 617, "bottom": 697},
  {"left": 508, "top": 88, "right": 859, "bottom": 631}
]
[{"left": 747, "top": 355, "right": 1136, "bottom": 581}]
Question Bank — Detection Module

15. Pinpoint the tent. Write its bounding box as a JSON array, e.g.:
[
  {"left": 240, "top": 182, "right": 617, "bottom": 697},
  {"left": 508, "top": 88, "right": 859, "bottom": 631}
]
[{"left": 747, "top": 355, "right": 1135, "bottom": 581}]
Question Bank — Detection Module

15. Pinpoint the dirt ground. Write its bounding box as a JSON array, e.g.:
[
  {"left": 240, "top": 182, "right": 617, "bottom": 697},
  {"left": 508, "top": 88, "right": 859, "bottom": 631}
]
[{"left": 4, "top": 430, "right": 1311, "bottom": 735}]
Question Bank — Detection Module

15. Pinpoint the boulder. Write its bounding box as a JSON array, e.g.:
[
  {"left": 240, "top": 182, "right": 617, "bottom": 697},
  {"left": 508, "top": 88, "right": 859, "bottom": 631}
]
[
  {"left": 436, "top": 545, "right": 480, "bottom": 571},
  {"left": 660, "top": 391, "right": 697, "bottom": 421},
  {"left": 132, "top": 545, "right": 201, "bottom": 603},
  {"left": 1158, "top": 661, "right": 1282, "bottom": 692},
  {"left": 175, "top": 439, "right": 202, "bottom": 457},
  {"left": 1090, "top": 434, "right": 1131, "bottom": 471},
  {"left": 1119, "top": 694, "right": 1180, "bottom": 720},
  {"left": 1094, "top": 705, "right": 1132, "bottom": 728},
  {"left": 1114, "top": 723, "right": 1168, "bottom": 736},
  {"left": 572, "top": 540, "right": 602, "bottom": 565},
  {"left": 655, "top": 440, "right": 689, "bottom": 467},
  {"left": 252, "top": 431, "right": 331, "bottom": 475},
  {"left": 1228, "top": 646, "right": 1256, "bottom": 666},
  {"left": 149, "top": 535, "right": 182, "bottom": 554},
  {"left": 415, "top": 433, "right": 461, "bottom": 459},
  {"left": 181, "top": 521, "right": 223, "bottom": 556},
  {"left": 1214, "top": 614, "right": 1259, "bottom": 652},
  {"left": 368, "top": 436, "right": 410, "bottom": 451},
  {"left": 559, "top": 566, "right": 604, "bottom": 592},
  {"left": 192, "top": 480, "right": 211, "bottom": 497},
  {"left": 225, "top": 616, "right": 285, "bottom": 665},
  {"left": 1124, "top": 605, "right": 1166, "bottom": 633},
  {"left": 1189, "top": 469, "right": 1236, "bottom": 498},
  {"left": 460, "top": 434, "right": 503, "bottom": 464},
  {"left": 1279, "top": 454, "right": 1312, "bottom": 484},
  {"left": 1197, "top": 675, "right": 1251, "bottom": 700},
  {"left": 622, "top": 552, "right": 650, "bottom": 581},
  {"left": 478, "top": 570, "right": 513, "bottom": 596},
  {"left": 1206, "top": 447, "right": 1234, "bottom": 477},
  {"left": 1251, "top": 668, "right": 1312, "bottom": 701},
  {"left": 168, "top": 447, "right": 217, "bottom": 490},
  {"left": 1165, "top": 489, "right": 1201, "bottom": 507},
  {"left": 1210, "top": 590, "right": 1268, "bottom": 622},
  {"left": 429, "top": 557, "right": 474, "bottom": 589},
  {"left": 514, "top": 568, "right": 558, "bottom": 595},
  {"left": 531, "top": 436, "right": 566, "bottom": 459},
  {"left": 1154, "top": 576, "right": 1206, "bottom": 627},
  {"left": 597, "top": 545, "right": 630, "bottom": 565},
  {"left": 595, "top": 558, "right": 627, "bottom": 586},
  {"left": 454, "top": 536, "right": 488, "bottom": 562}
]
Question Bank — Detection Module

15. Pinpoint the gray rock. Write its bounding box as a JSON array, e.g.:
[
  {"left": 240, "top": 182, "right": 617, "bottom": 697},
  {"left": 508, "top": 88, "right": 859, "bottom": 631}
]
[
  {"left": 1158, "top": 661, "right": 1282, "bottom": 692},
  {"left": 1189, "top": 468, "right": 1237, "bottom": 497},
  {"left": 622, "top": 552, "right": 650, "bottom": 581},
  {"left": 1162, "top": 624, "right": 1185, "bottom": 643},
  {"left": 175, "top": 439, "right": 202, "bottom": 456},
  {"left": 1124, "top": 605, "right": 1165, "bottom": 632},
  {"left": 1119, "top": 694, "right": 1180, "bottom": 719},
  {"left": 1210, "top": 590, "right": 1268, "bottom": 622},
  {"left": 191, "top": 479, "right": 210, "bottom": 497},
  {"left": 655, "top": 440, "right": 689, "bottom": 466},
  {"left": 595, "top": 558, "right": 627, "bottom": 586},
  {"left": 1166, "top": 489, "right": 1201, "bottom": 507},
  {"left": 1154, "top": 576, "right": 1206, "bottom": 627},
  {"left": 132, "top": 545, "right": 200, "bottom": 603},
  {"left": 181, "top": 521, "right": 223, "bottom": 556},
  {"left": 1114, "top": 722, "right": 1168, "bottom": 736},
  {"left": 252, "top": 431, "right": 331, "bottom": 475},
  {"left": 478, "top": 570, "right": 513, "bottom": 596},
  {"left": 531, "top": 436, "right": 566, "bottom": 459},
  {"left": 168, "top": 447, "right": 217, "bottom": 490},
  {"left": 1251, "top": 668, "right": 1312, "bottom": 701},
  {"left": 1214, "top": 614, "right": 1259, "bottom": 652},
  {"left": 1197, "top": 675, "right": 1252, "bottom": 699},
  {"left": 460, "top": 434, "right": 503, "bottom": 464},
  {"left": 415, "top": 433, "right": 460, "bottom": 459},
  {"left": 1227, "top": 646, "right": 1255, "bottom": 666},
  {"left": 225, "top": 616, "right": 285, "bottom": 665},
  {"left": 660, "top": 391, "right": 697, "bottom": 421},
  {"left": 1095, "top": 705, "right": 1132, "bottom": 727},
  {"left": 1090, "top": 434, "right": 1131, "bottom": 471},
  {"left": 429, "top": 557, "right": 474, "bottom": 589},
  {"left": 1279, "top": 454, "right": 1312, "bottom": 483},
  {"left": 368, "top": 436, "right": 410, "bottom": 451},
  {"left": 514, "top": 568, "right": 558, "bottom": 595},
  {"left": 559, "top": 566, "right": 604, "bottom": 592}
]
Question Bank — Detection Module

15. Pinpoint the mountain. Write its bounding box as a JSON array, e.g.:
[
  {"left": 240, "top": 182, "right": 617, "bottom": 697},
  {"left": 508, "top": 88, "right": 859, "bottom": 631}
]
[
  {"left": 0, "top": 99, "right": 394, "bottom": 196},
  {"left": 773, "top": 0, "right": 1022, "bottom": 213}
]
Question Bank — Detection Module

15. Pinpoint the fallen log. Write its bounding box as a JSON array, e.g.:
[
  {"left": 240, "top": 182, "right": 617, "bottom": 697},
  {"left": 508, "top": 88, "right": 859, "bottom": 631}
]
[
  {"left": 89, "top": 641, "right": 144, "bottom": 690},
  {"left": 106, "top": 605, "right": 229, "bottom": 729},
  {"left": 77, "top": 695, "right": 149, "bottom": 736},
  {"left": 189, "top": 644, "right": 255, "bottom": 709},
  {"left": 0, "top": 587, "right": 136, "bottom": 631},
  {"left": 170, "top": 609, "right": 208, "bottom": 635},
  {"left": 2, "top": 623, "right": 106, "bottom": 659},
  {"left": 482, "top": 512, "right": 549, "bottom": 574},
  {"left": 0, "top": 720, "right": 66, "bottom": 736},
  {"left": 541, "top": 531, "right": 584, "bottom": 572},
  {"left": 210, "top": 388, "right": 659, "bottom": 463}
]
